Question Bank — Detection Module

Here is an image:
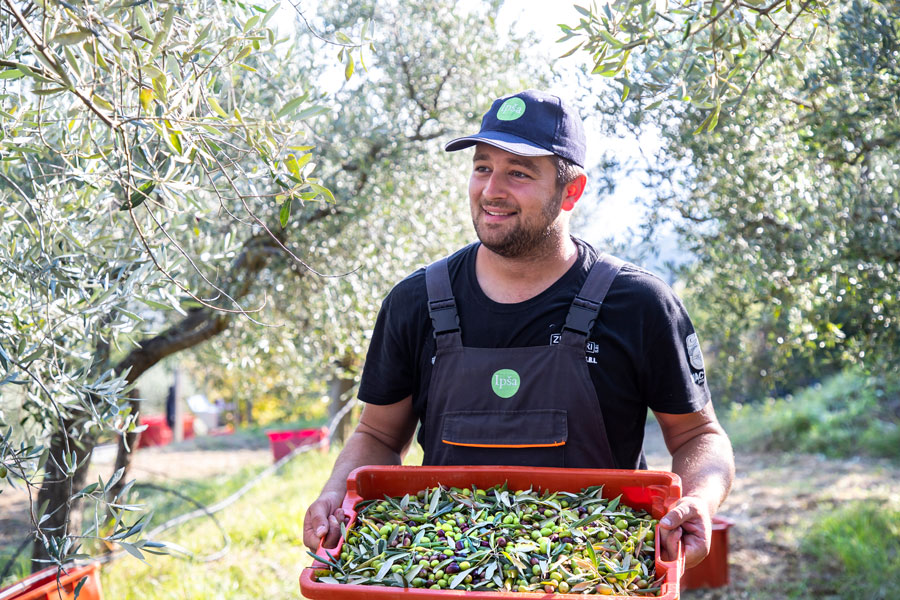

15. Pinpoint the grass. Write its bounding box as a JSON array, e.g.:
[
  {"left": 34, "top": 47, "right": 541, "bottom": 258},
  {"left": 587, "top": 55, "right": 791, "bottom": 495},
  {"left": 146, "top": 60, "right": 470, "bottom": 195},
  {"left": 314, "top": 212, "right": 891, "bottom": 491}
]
[
  {"left": 98, "top": 446, "right": 336, "bottom": 599},
  {"left": 99, "top": 443, "right": 424, "bottom": 599},
  {"left": 0, "top": 542, "right": 30, "bottom": 588},
  {"left": 722, "top": 369, "right": 900, "bottom": 461},
  {"left": 797, "top": 500, "right": 900, "bottom": 599}
]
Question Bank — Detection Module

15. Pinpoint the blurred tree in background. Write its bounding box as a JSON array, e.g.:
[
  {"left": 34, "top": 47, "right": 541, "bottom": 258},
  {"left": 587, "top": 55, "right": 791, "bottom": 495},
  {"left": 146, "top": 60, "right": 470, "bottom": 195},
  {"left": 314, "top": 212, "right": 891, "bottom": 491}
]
[
  {"left": 569, "top": 0, "right": 899, "bottom": 401},
  {"left": 191, "top": 0, "right": 539, "bottom": 431}
]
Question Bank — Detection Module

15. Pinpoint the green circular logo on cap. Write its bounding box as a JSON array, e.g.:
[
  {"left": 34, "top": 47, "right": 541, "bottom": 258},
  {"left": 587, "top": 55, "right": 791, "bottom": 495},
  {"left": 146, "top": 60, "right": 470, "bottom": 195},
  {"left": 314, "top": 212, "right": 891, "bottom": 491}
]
[
  {"left": 496, "top": 97, "right": 526, "bottom": 121},
  {"left": 491, "top": 369, "right": 520, "bottom": 398}
]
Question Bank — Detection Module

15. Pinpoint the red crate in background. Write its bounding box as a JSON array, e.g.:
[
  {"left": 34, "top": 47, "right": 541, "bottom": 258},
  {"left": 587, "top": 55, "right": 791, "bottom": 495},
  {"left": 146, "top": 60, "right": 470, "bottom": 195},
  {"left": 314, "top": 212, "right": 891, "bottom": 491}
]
[
  {"left": 135, "top": 415, "right": 195, "bottom": 449},
  {"left": 135, "top": 415, "right": 171, "bottom": 448},
  {"left": 300, "top": 465, "right": 685, "bottom": 600},
  {"left": 0, "top": 562, "right": 103, "bottom": 600},
  {"left": 266, "top": 427, "right": 329, "bottom": 462},
  {"left": 680, "top": 516, "right": 734, "bottom": 590}
]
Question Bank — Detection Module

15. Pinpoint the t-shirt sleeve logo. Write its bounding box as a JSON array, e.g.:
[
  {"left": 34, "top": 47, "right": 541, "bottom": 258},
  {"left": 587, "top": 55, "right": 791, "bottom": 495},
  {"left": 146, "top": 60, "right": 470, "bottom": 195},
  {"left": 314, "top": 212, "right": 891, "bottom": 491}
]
[{"left": 685, "top": 333, "right": 705, "bottom": 371}]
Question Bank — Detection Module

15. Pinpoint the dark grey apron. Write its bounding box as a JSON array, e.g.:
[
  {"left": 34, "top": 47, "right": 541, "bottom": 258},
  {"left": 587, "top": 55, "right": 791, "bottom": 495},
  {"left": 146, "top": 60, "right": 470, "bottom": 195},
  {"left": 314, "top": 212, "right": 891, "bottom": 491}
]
[{"left": 420, "top": 253, "right": 624, "bottom": 468}]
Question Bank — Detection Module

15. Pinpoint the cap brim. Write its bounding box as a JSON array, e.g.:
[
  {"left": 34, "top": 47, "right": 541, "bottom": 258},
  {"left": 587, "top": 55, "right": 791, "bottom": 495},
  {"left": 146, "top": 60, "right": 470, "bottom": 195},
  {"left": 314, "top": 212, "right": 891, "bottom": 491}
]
[{"left": 444, "top": 132, "right": 554, "bottom": 157}]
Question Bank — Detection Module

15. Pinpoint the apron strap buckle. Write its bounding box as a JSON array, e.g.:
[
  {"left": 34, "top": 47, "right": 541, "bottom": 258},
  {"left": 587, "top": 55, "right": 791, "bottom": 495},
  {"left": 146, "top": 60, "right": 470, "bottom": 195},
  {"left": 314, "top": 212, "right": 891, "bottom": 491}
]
[
  {"left": 563, "top": 296, "right": 601, "bottom": 335},
  {"left": 428, "top": 298, "right": 461, "bottom": 337}
]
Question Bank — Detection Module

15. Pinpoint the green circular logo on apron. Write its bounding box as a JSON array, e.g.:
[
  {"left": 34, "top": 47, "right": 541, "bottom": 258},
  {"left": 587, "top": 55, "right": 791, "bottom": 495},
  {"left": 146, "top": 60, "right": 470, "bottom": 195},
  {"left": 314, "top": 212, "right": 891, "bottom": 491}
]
[
  {"left": 496, "top": 97, "right": 526, "bottom": 121},
  {"left": 491, "top": 369, "right": 520, "bottom": 398}
]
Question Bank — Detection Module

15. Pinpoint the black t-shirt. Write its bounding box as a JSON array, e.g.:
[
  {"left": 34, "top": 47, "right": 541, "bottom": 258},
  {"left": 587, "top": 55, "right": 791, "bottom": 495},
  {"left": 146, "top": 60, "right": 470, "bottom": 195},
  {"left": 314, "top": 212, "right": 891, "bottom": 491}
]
[{"left": 358, "top": 238, "right": 710, "bottom": 468}]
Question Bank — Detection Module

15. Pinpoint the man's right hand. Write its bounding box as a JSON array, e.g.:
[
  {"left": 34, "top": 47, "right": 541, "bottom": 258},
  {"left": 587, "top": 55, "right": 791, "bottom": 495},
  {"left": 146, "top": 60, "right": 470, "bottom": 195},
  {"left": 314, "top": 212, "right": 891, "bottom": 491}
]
[
  {"left": 302, "top": 398, "right": 418, "bottom": 552},
  {"left": 303, "top": 490, "right": 347, "bottom": 551}
]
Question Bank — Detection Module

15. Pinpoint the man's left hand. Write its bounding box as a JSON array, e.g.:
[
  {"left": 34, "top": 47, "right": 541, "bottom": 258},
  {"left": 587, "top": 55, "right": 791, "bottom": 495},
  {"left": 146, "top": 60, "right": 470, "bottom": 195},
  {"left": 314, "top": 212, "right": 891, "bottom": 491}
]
[{"left": 658, "top": 495, "right": 712, "bottom": 569}]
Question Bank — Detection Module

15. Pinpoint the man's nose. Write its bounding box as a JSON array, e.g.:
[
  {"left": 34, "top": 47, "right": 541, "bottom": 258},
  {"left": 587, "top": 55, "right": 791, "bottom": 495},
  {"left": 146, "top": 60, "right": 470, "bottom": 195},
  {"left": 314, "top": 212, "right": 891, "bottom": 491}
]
[{"left": 482, "top": 171, "right": 506, "bottom": 199}]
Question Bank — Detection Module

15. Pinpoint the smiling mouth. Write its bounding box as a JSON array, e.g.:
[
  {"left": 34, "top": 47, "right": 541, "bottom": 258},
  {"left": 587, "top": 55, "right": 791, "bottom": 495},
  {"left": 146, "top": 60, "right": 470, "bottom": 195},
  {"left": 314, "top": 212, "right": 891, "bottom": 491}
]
[{"left": 483, "top": 207, "right": 516, "bottom": 217}]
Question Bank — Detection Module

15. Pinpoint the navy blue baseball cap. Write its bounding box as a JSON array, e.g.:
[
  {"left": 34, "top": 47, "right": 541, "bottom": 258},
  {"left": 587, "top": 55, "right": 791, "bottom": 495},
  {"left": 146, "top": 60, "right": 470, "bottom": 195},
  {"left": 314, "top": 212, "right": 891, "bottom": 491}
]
[{"left": 444, "top": 90, "right": 586, "bottom": 168}]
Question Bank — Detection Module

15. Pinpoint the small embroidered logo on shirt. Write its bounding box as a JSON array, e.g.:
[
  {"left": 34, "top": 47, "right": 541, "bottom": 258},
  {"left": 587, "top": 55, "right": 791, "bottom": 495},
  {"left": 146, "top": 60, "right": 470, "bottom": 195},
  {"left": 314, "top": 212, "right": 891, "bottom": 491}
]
[
  {"left": 685, "top": 333, "right": 705, "bottom": 371},
  {"left": 491, "top": 369, "right": 520, "bottom": 398}
]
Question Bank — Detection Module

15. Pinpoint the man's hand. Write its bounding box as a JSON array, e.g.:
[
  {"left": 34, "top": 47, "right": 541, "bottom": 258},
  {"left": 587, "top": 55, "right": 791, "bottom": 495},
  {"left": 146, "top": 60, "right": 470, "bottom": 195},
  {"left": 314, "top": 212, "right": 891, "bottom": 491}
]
[
  {"left": 303, "top": 490, "right": 348, "bottom": 551},
  {"left": 658, "top": 495, "right": 712, "bottom": 569},
  {"left": 655, "top": 403, "right": 735, "bottom": 569},
  {"left": 301, "top": 398, "right": 418, "bottom": 552}
]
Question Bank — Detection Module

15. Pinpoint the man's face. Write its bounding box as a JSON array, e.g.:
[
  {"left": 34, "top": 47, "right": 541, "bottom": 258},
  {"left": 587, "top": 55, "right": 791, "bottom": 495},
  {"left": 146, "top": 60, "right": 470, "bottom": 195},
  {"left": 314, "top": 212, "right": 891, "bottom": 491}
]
[{"left": 468, "top": 143, "right": 564, "bottom": 258}]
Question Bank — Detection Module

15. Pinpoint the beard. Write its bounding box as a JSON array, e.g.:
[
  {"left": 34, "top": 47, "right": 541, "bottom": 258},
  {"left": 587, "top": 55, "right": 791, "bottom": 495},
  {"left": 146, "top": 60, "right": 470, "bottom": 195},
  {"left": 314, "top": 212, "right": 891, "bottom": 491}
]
[{"left": 473, "top": 191, "right": 564, "bottom": 258}]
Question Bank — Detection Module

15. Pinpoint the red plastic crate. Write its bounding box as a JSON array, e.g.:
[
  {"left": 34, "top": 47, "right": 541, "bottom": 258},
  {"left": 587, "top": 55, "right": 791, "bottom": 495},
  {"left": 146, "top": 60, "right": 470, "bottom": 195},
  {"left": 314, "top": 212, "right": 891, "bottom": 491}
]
[
  {"left": 300, "top": 465, "right": 684, "bottom": 599},
  {"left": 0, "top": 562, "right": 102, "bottom": 600},
  {"left": 267, "top": 428, "right": 329, "bottom": 462},
  {"left": 680, "top": 516, "right": 733, "bottom": 590},
  {"left": 135, "top": 415, "right": 172, "bottom": 448},
  {"left": 135, "top": 415, "right": 195, "bottom": 449}
]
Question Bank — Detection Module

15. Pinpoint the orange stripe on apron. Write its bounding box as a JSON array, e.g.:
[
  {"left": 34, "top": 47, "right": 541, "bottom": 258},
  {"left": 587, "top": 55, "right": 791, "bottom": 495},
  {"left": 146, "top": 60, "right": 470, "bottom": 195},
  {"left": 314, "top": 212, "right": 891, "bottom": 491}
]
[{"left": 442, "top": 440, "right": 566, "bottom": 449}]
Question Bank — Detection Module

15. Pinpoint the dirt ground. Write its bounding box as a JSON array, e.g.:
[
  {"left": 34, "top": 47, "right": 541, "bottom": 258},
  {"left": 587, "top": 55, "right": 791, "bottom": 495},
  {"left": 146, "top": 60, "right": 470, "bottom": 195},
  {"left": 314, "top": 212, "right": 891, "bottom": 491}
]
[{"left": 3, "top": 427, "right": 899, "bottom": 597}]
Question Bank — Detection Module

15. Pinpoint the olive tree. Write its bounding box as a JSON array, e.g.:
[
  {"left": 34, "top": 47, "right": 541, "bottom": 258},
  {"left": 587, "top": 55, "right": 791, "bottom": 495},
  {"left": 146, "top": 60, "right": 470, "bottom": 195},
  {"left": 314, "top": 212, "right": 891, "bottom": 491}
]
[
  {"left": 0, "top": 0, "right": 366, "bottom": 571},
  {"left": 564, "top": 0, "right": 899, "bottom": 400},
  {"left": 0, "top": 0, "right": 541, "bottom": 575},
  {"left": 189, "top": 0, "right": 541, "bottom": 438},
  {"left": 563, "top": 0, "right": 833, "bottom": 126}
]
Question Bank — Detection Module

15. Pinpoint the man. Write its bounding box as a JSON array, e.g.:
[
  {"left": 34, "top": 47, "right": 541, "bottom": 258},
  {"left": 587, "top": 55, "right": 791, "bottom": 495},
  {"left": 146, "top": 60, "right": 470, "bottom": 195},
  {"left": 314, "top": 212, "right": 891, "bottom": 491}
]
[{"left": 303, "top": 89, "right": 734, "bottom": 568}]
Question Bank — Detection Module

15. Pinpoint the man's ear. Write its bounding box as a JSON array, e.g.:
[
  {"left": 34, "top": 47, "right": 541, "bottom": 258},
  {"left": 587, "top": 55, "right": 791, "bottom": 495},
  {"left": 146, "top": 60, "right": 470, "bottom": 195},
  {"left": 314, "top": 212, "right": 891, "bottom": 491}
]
[{"left": 561, "top": 174, "right": 587, "bottom": 212}]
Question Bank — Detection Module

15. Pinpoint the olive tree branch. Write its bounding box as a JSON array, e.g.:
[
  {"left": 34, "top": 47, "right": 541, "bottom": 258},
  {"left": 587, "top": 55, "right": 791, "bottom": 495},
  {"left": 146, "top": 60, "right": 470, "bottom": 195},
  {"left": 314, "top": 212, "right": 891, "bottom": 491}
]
[
  {"left": 690, "top": 0, "right": 740, "bottom": 37},
  {"left": 290, "top": 1, "right": 365, "bottom": 49},
  {"left": 198, "top": 137, "right": 354, "bottom": 279},
  {"left": 2, "top": 0, "right": 120, "bottom": 129},
  {"left": 734, "top": 0, "right": 816, "bottom": 109},
  {"left": 123, "top": 199, "right": 268, "bottom": 318}
]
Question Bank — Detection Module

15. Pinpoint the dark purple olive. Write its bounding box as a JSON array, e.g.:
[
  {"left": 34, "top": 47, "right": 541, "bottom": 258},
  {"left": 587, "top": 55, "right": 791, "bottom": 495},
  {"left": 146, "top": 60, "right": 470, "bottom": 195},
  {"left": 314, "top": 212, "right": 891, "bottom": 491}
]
[
  {"left": 497, "top": 537, "right": 507, "bottom": 547},
  {"left": 445, "top": 563, "right": 460, "bottom": 574}
]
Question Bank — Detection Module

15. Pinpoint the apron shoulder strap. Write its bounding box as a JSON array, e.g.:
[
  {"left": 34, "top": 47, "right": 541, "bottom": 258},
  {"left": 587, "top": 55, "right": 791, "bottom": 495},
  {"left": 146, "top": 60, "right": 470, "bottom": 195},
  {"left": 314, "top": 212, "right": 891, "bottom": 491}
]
[
  {"left": 425, "top": 257, "right": 461, "bottom": 339},
  {"left": 562, "top": 253, "right": 625, "bottom": 336}
]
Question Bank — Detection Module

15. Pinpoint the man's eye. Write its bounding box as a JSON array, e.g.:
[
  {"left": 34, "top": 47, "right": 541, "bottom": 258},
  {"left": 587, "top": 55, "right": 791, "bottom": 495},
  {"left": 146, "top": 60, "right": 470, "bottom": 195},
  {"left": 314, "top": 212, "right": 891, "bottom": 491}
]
[{"left": 511, "top": 171, "right": 531, "bottom": 179}]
